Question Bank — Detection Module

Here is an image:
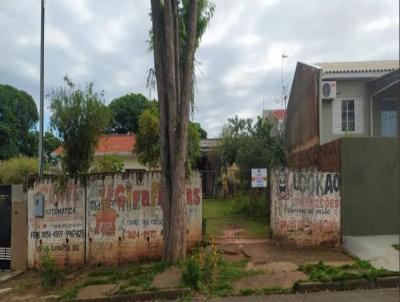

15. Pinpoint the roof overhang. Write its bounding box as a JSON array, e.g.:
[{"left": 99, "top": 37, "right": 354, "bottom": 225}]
[
  {"left": 321, "top": 71, "right": 389, "bottom": 80},
  {"left": 368, "top": 69, "right": 400, "bottom": 96}
]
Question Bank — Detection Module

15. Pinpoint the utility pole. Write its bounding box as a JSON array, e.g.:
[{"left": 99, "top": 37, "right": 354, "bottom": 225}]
[{"left": 39, "top": 0, "right": 45, "bottom": 177}]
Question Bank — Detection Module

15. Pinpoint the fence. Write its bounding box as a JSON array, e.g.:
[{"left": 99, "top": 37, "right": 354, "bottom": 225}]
[{"left": 200, "top": 168, "right": 268, "bottom": 199}]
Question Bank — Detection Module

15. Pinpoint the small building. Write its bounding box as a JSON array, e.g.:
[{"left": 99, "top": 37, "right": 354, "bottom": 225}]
[
  {"left": 262, "top": 109, "right": 286, "bottom": 137},
  {"left": 284, "top": 59, "right": 399, "bottom": 238},
  {"left": 52, "top": 134, "right": 147, "bottom": 171},
  {"left": 285, "top": 59, "right": 399, "bottom": 151}
]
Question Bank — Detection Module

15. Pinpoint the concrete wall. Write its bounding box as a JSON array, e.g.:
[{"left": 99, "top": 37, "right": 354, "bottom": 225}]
[
  {"left": 270, "top": 168, "right": 341, "bottom": 246},
  {"left": 11, "top": 185, "right": 27, "bottom": 271},
  {"left": 27, "top": 171, "right": 202, "bottom": 269},
  {"left": 27, "top": 177, "right": 86, "bottom": 268},
  {"left": 286, "top": 63, "right": 320, "bottom": 154},
  {"left": 341, "top": 137, "right": 399, "bottom": 236},
  {"left": 320, "top": 79, "right": 371, "bottom": 144}
]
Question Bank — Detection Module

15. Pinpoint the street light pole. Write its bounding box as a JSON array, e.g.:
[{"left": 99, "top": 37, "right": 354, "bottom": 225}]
[{"left": 39, "top": 0, "right": 45, "bottom": 177}]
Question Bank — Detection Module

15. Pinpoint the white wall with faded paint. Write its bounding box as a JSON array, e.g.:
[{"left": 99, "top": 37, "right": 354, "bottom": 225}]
[
  {"left": 270, "top": 167, "right": 341, "bottom": 246},
  {"left": 27, "top": 171, "right": 202, "bottom": 268}
]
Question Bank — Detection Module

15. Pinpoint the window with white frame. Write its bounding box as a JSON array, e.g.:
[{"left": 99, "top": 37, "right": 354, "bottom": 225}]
[{"left": 332, "top": 98, "right": 363, "bottom": 135}]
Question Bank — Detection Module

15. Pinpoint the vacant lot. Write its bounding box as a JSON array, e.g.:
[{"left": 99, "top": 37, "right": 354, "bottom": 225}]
[{"left": 203, "top": 197, "right": 269, "bottom": 241}]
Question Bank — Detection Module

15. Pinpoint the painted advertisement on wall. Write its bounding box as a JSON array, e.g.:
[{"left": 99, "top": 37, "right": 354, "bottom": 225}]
[
  {"left": 86, "top": 172, "right": 202, "bottom": 265},
  {"left": 271, "top": 167, "right": 340, "bottom": 246},
  {"left": 27, "top": 178, "right": 85, "bottom": 269},
  {"left": 27, "top": 172, "right": 202, "bottom": 268}
]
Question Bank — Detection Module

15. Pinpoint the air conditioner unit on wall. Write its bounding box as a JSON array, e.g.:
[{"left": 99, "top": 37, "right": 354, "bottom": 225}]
[{"left": 321, "top": 81, "right": 336, "bottom": 99}]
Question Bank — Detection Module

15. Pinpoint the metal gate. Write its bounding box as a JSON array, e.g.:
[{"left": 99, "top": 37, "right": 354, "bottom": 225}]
[{"left": 0, "top": 186, "right": 11, "bottom": 270}]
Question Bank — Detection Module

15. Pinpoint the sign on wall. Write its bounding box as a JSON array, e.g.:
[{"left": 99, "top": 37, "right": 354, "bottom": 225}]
[
  {"left": 251, "top": 168, "right": 267, "bottom": 188},
  {"left": 270, "top": 167, "right": 341, "bottom": 246}
]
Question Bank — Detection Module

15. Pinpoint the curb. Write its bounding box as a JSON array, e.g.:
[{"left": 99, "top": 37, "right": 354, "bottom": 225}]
[
  {"left": 294, "top": 276, "right": 400, "bottom": 293},
  {"left": 376, "top": 276, "right": 400, "bottom": 288},
  {"left": 65, "top": 288, "right": 191, "bottom": 302}
]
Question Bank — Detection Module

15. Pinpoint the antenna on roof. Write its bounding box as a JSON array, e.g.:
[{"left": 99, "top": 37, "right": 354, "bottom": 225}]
[{"left": 281, "top": 52, "right": 289, "bottom": 110}]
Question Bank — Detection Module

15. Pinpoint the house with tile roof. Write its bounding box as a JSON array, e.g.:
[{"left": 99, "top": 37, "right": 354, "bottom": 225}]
[
  {"left": 284, "top": 59, "right": 399, "bottom": 238},
  {"left": 52, "top": 133, "right": 147, "bottom": 171},
  {"left": 285, "top": 59, "right": 399, "bottom": 152},
  {"left": 262, "top": 109, "right": 286, "bottom": 137}
]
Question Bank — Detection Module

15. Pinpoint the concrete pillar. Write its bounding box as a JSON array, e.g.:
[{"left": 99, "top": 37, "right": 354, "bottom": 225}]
[{"left": 11, "top": 185, "right": 27, "bottom": 272}]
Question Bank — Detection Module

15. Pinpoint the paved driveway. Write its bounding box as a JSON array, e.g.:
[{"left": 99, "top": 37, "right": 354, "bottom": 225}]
[{"left": 343, "top": 235, "right": 399, "bottom": 271}]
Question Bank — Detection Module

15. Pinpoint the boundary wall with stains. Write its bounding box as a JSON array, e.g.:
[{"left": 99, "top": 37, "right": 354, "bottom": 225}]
[
  {"left": 270, "top": 167, "right": 340, "bottom": 246},
  {"left": 27, "top": 171, "right": 202, "bottom": 269}
]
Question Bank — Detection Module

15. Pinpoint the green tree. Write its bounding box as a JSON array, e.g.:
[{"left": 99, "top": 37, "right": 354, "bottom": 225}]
[
  {"left": 0, "top": 84, "right": 39, "bottom": 159},
  {"left": 136, "top": 108, "right": 201, "bottom": 171},
  {"left": 49, "top": 76, "right": 111, "bottom": 174},
  {"left": 191, "top": 122, "right": 207, "bottom": 139},
  {"left": 43, "top": 131, "right": 61, "bottom": 165},
  {"left": 137, "top": 108, "right": 160, "bottom": 169},
  {"left": 150, "top": 0, "right": 214, "bottom": 262},
  {"left": 108, "top": 93, "right": 156, "bottom": 133},
  {"left": 219, "top": 116, "right": 286, "bottom": 171}
]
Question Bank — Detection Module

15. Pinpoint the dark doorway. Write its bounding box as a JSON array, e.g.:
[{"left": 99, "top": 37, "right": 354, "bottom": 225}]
[{"left": 0, "top": 186, "right": 11, "bottom": 271}]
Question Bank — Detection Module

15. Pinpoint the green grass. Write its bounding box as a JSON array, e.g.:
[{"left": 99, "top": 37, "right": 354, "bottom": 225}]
[
  {"left": 182, "top": 245, "right": 262, "bottom": 297},
  {"left": 392, "top": 244, "right": 399, "bottom": 251},
  {"left": 57, "top": 262, "right": 168, "bottom": 299},
  {"left": 203, "top": 197, "right": 268, "bottom": 239},
  {"left": 299, "top": 259, "right": 398, "bottom": 283}
]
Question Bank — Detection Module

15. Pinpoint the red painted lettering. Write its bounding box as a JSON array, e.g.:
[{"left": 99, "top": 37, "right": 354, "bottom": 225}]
[
  {"left": 193, "top": 188, "right": 200, "bottom": 205},
  {"left": 141, "top": 190, "right": 150, "bottom": 207},
  {"left": 115, "top": 185, "right": 126, "bottom": 209}
]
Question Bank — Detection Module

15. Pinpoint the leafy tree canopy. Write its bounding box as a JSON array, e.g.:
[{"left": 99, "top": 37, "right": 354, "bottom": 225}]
[
  {"left": 219, "top": 116, "right": 286, "bottom": 171},
  {"left": 50, "top": 76, "right": 111, "bottom": 174},
  {"left": 136, "top": 107, "right": 201, "bottom": 171},
  {"left": 191, "top": 122, "right": 207, "bottom": 139},
  {"left": 0, "top": 84, "right": 39, "bottom": 159},
  {"left": 108, "top": 93, "right": 157, "bottom": 134}
]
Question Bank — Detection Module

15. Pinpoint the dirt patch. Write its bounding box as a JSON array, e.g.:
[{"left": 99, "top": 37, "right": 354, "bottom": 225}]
[
  {"left": 234, "top": 271, "right": 308, "bottom": 290},
  {"left": 246, "top": 261, "right": 298, "bottom": 273},
  {"left": 8, "top": 294, "right": 38, "bottom": 301},
  {"left": 151, "top": 267, "right": 182, "bottom": 289},
  {"left": 240, "top": 242, "right": 353, "bottom": 265},
  {"left": 77, "top": 284, "right": 117, "bottom": 299},
  {"left": 219, "top": 243, "right": 242, "bottom": 255}
]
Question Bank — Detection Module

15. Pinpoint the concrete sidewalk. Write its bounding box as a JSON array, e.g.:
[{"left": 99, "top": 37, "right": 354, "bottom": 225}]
[
  {"left": 209, "top": 288, "right": 400, "bottom": 302},
  {"left": 343, "top": 235, "right": 399, "bottom": 271}
]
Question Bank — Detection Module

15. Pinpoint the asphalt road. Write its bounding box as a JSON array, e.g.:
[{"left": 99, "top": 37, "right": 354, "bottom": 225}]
[{"left": 209, "top": 289, "right": 400, "bottom": 302}]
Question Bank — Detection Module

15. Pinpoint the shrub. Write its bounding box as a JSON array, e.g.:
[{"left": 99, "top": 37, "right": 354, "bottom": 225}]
[
  {"left": 39, "top": 246, "right": 63, "bottom": 287},
  {"left": 227, "top": 193, "right": 269, "bottom": 217},
  {"left": 182, "top": 256, "right": 201, "bottom": 289},
  {"left": 182, "top": 241, "right": 255, "bottom": 295},
  {"left": 0, "top": 157, "right": 38, "bottom": 184}
]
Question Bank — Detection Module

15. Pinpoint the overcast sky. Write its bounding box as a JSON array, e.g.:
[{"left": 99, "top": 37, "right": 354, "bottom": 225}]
[{"left": 1, "top": 0, "right": 399, "bottom": 137}]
